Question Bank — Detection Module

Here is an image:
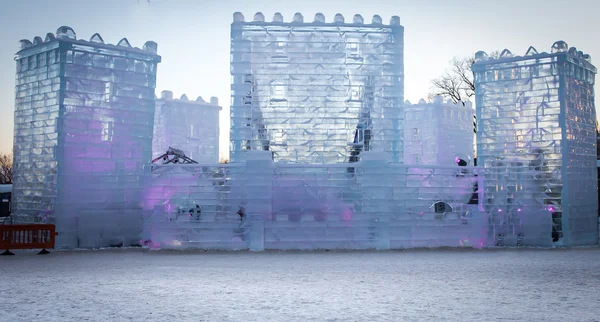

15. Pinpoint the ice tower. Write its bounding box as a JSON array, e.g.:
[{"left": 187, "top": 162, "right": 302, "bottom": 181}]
[
  {"left": 12, "top": 27, "right": 161, "bottom": 248},
  {"left": 230, "top": 12, "right": 404, "bottom": 164},
  {"left": 152, "top": 91, "right": 221, "bottom": 163},
  {"left": 403, "top": 97, "right": 474, "bottom": 166},
  {"left": 473, "top": 43, "right": 598, "bottom": 246}
]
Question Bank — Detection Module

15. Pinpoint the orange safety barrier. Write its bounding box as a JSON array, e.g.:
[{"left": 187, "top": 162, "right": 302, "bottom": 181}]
[{"left": 0, "top": 224, "right": 57, "bottom": 255}]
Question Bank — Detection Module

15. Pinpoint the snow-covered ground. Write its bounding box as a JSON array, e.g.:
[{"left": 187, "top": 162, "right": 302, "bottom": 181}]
[{"left": 1, "top": 248, "right": 600, "bottom": 321}]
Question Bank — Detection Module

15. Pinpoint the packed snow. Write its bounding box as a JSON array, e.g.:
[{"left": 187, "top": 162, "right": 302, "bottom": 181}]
[{"left": 2, "top": 248, "right": 600, "bottom": 321}]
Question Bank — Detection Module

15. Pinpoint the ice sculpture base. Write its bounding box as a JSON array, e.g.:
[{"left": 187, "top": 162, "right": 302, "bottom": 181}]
[{"left": 145, "top": 152, "right": 559, "bottom": 251}]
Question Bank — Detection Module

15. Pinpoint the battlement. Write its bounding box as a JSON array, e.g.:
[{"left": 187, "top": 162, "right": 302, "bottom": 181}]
[
  {"left": 232, "top": 12, "right": 401, "bottom": 26},
  {"left": 158, "top": 90, "right": 221, "bottom": 109},
  {"left": 473, "top": 41, "right": 596, "bottom": 73},
  {"left": 17, "top": 26, "right": 159, "bottom": 58},
  {"left": 405, "top": 96, "right": 474, "bottom": 111}
]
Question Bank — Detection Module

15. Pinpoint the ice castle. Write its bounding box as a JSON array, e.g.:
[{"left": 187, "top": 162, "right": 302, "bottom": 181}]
[
  {"left": 143, "top": 13, "right": 485, "bottom": 250},
  {"left": 11, "top": 15, "right": 599, "bottom": 250}
]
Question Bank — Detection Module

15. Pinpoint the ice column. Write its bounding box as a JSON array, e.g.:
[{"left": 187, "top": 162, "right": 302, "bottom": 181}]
[
  {"left": 240, "top": 151, "right": 272, "bottom": 251},
  {"left": 358, "top": 152, "right": 394, "bottom": 250}
]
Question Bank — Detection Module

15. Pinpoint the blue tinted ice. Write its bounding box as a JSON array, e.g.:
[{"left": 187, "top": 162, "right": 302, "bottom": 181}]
[
  {"left": 152, "top": 91, "right": 221, "bottom": 164},
  {"left": 230, "top": 12, "right": 405, "bottom": 164},
  {"left": 473, "top": 42, "right": 598, "bottom": 246},
  {"left": 11, "top": 28, "right": 161, "bottom": 248}
]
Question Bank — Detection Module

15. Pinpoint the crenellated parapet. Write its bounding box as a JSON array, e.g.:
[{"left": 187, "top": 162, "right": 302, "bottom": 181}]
[
  {"left": 17, "top": 26, "right": 159, "bottom": 58},
  {"left": 406, "top": 95, "right": 474, "bottom": 111},
  {"left": 158, "top": 90, "right": 221, "bottom": 109},
  {"left": 232, "top": 12, "right": 401, "bottom": 26},
  {"left": 473, "top": 41, "right": 596, "bottom": 76}
]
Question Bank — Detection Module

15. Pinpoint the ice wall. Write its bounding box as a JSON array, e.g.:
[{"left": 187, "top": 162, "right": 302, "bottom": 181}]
[
  {"left": 13, "top": 34, "right": 63, "bottom": 224},
  {"left": 404, "top": 97, "right": 474, "bottom": 166},
  {"left": 473, "top": 42, "right": 598, "bottom": 246},
  {"left": 230, "top": 13, "right": 404, "bottom": 164},
  {"left": 12, "top": 27, "right": 161, "bottom": 248},
  {"left": 143, "top": 152, "right": 489, "bottom": 250},
  {"left": 152, "top": 91, "right": 221, "bottom": 163}
]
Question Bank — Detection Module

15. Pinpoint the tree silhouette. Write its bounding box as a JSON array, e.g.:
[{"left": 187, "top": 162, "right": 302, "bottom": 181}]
[
  {"left": 0, "top": 152, "right": 12, "bottom": 184},
  {"left": 429, "top": 51, "right": 499, "bottom": 133}
]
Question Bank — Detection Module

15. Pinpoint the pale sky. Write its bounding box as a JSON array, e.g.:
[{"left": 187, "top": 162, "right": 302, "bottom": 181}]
[{"left": 0, "top": 0, "right": 598, "bottom": 158}]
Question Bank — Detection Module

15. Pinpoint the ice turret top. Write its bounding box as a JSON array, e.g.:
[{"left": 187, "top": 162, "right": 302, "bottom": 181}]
[
  {"left": 405, "top": 96, "right": 474, "bottom": 110},
  {"left": 474, "top": 41, "right": 595, "bottom": 71},
  {"left": 232, "top": 12, "right": 401, "bottom": 26},
  {"left": 159, "top": 90, "right": 222, "bottom": 110},
  {"left": 17, "top": 26, "right": 160, "bottom": 58}
]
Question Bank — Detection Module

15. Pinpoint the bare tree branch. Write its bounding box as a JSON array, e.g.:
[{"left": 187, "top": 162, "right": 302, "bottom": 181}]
[
  {"left": 429, "top": 56, "right": 476, "bottom": 104},
  {"left": 429, "top": 51, "right": 500, "bottom": 134},
  {"left": 430, "top": 51, "right": 501, "bottom": 103},
  {"left": 0, "top": 152, "right": 13, "bottom": 184}
]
